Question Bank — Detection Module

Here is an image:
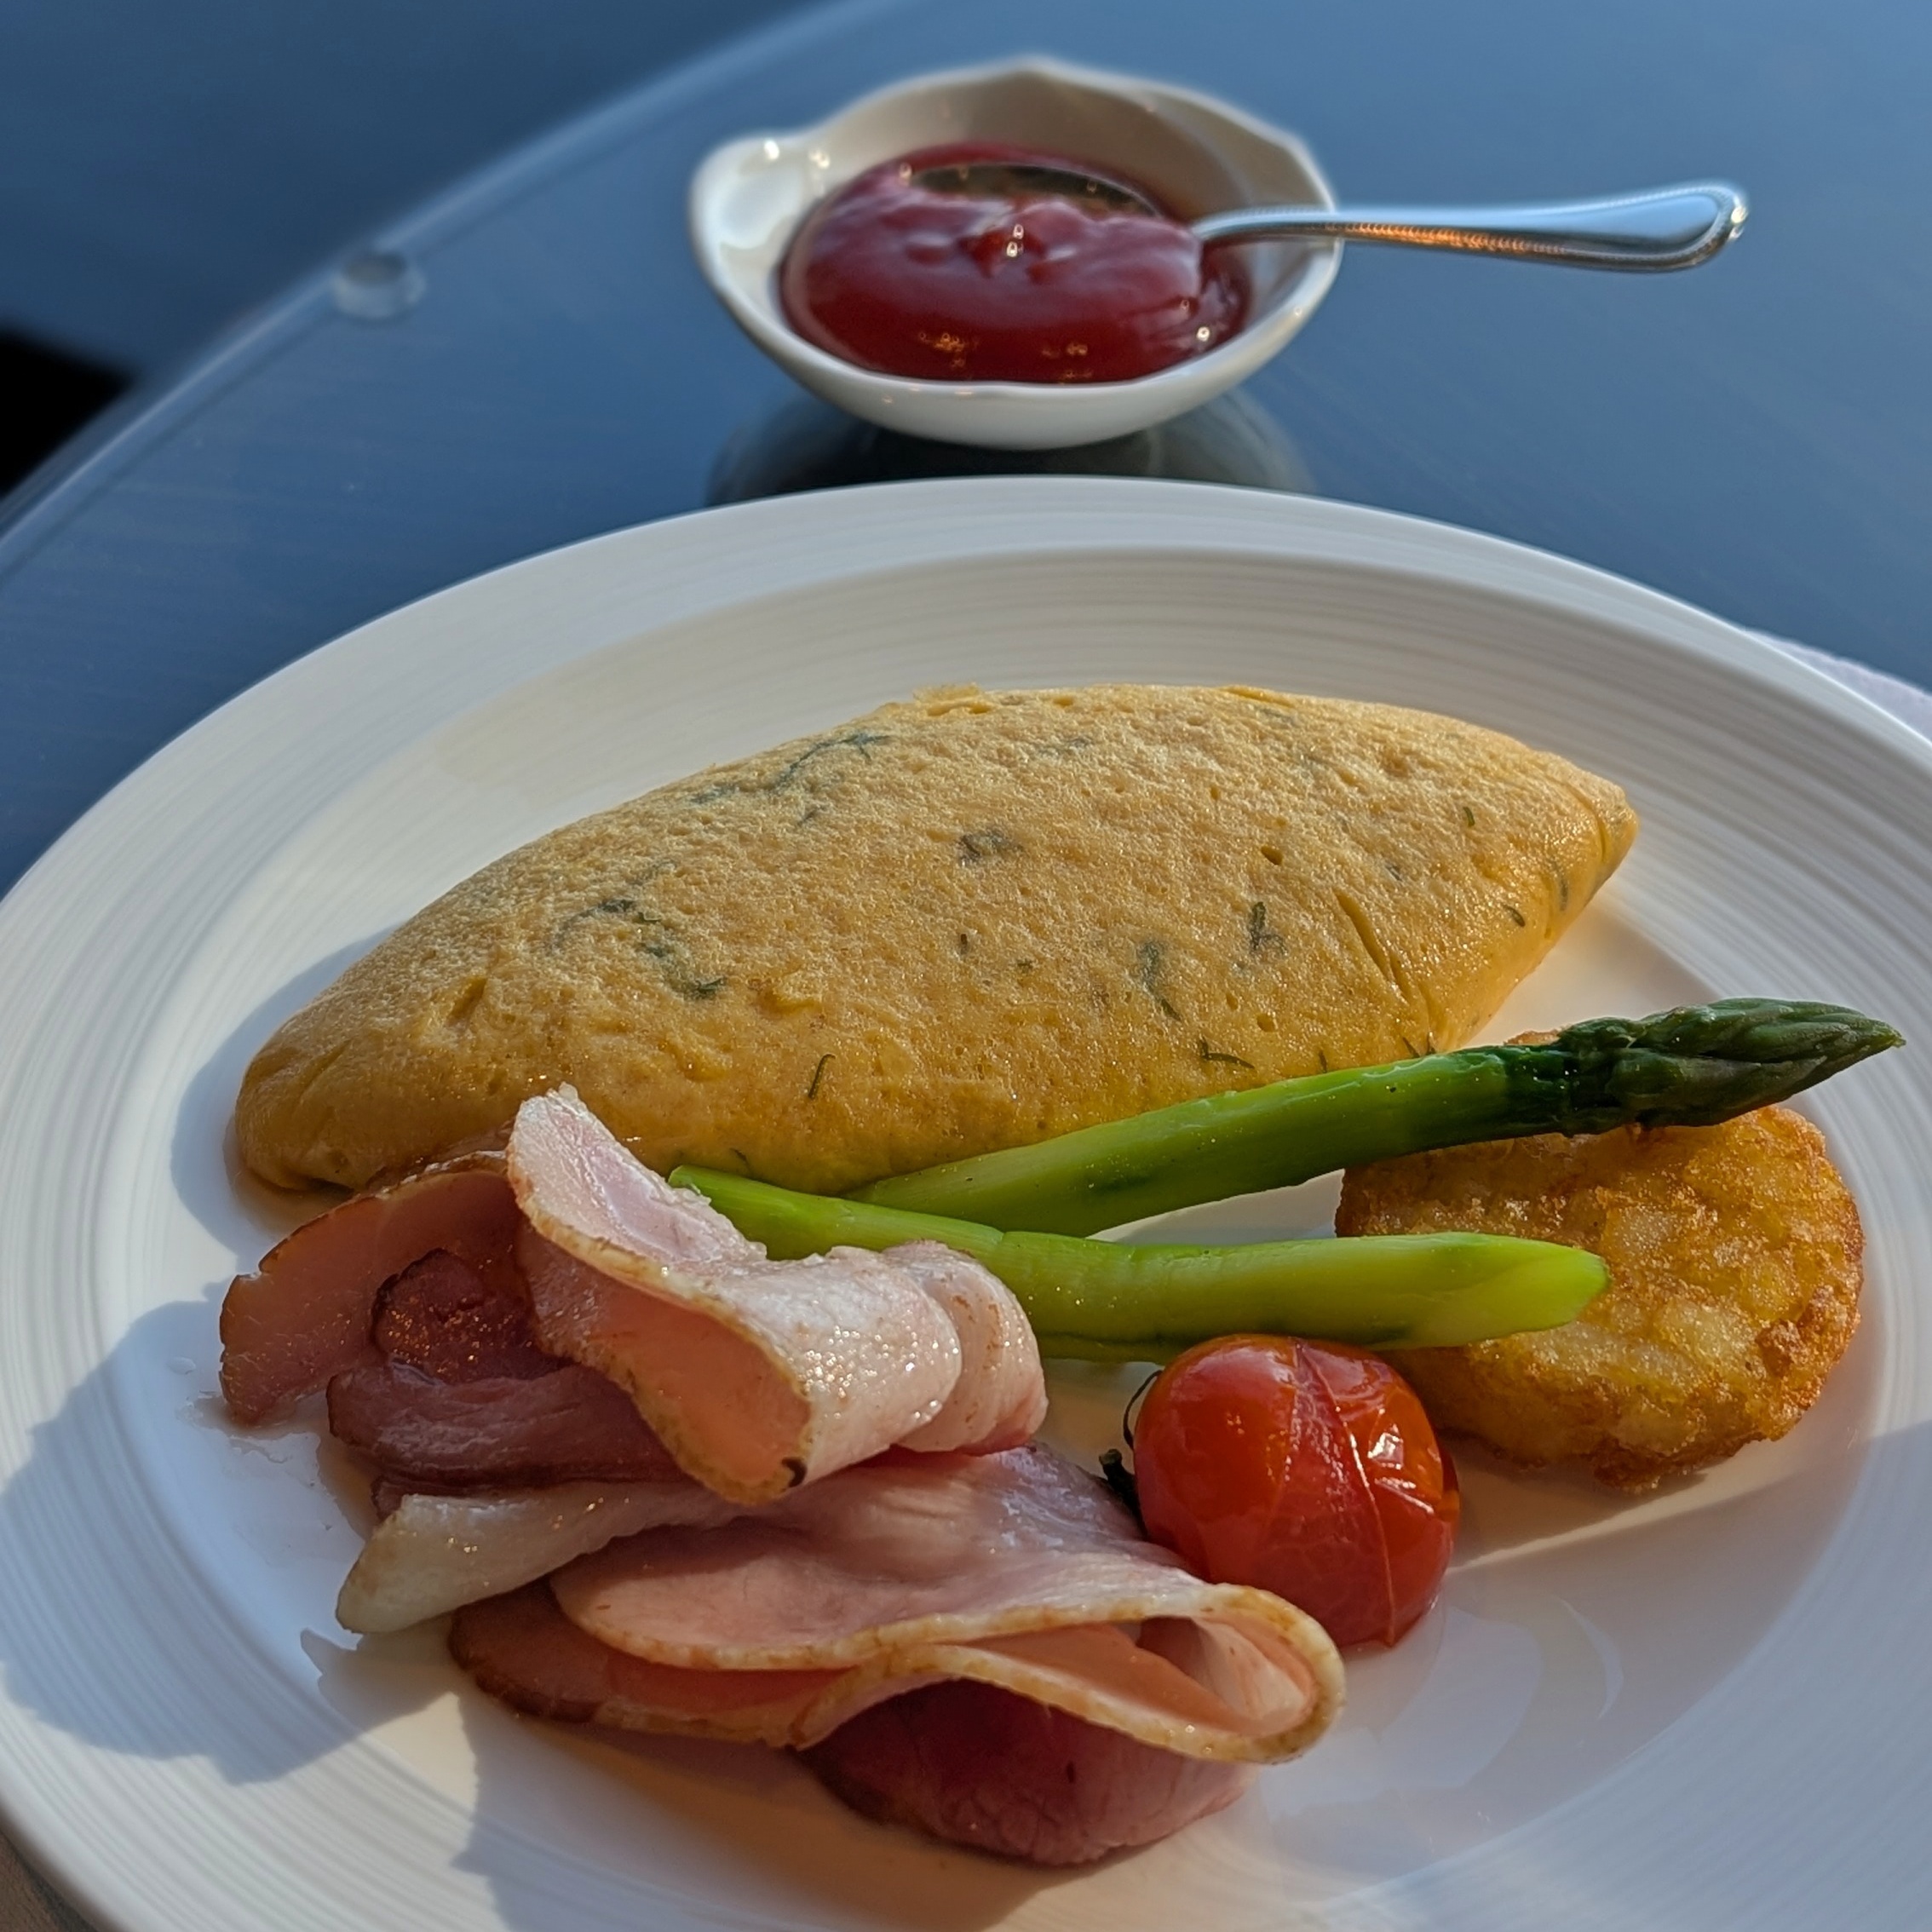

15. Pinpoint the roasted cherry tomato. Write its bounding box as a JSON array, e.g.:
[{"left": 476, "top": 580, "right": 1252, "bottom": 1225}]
[{"left": 1132, "top": 1337, "right": 1458, "bottom": 1648}]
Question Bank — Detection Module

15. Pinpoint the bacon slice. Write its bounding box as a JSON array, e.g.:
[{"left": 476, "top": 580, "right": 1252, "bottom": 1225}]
[
  {"left": 507, "top": 1089, "right": 1044, "bottom": 1504},
  {"left": 451, "top": 1584, "right": 1261, "bottom": 1864},
  {"left": 371, "top": 1247, "right": 555, "bottom": 1381},
  {"left": 338, "top": 1484, "right": 738, "bottom": 1636},
  {"left": 804, "top": 1679, "right": 1257, "bottom": 1865},
  {"left": 223, "top": 1092, "right": 1046, "bottom": 1506},
  {"left": 889, "top": 1243, "right": 1048, "bottom": 1453},
  {"left": 541, "top": 1446, "right": 1341, "bottom": 1762},
  {"left": 446, "top": 1450, "right": 1338, "bottom": 1860},
  {"left": 325, "top": 1361, "right": 682, "bottom": 1489},
  {"left": 220, "top": 1147, "right": 520, "bottom": 1423},
  {"left": 451, "top": 1583, "right": 1254, "bottom": 1864},
  {"left": 450, "top": 1582, "right": 837, "bottom": 1739}
]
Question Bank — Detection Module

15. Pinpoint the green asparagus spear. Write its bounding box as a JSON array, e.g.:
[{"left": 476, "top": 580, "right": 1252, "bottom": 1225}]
[
  {"left": 670, "top": 1166, "right": 1608, "bottom": 1355},
  {"left": 848, "top": 999, "right": 1901, "bottom": 1236}
]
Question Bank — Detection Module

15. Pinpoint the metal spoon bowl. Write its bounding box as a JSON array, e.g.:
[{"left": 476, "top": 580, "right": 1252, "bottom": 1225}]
[{"left": 910, "top": 161, "right": 1748, "bottom": 272}]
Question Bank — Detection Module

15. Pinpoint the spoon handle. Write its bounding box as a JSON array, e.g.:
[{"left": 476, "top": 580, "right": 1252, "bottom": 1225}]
[{"left": 1193, "top": 182, "right": 1747, "bottom": 270}]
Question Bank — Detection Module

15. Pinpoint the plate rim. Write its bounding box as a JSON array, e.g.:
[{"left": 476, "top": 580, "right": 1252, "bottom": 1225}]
[{"left": 8, "top": 477, "right": 1930, "bottom": 940}]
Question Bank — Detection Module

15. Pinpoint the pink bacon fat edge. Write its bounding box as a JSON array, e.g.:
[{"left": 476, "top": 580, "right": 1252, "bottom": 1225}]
[
  {"left": 887, "top": 1242, "right": 1048, "bottom": 1455},
  {"left": 506, "top": 1087, "right": 1045, "bottom": 1504},
  {"left": 451, "top": 1579, "right": 839, "bottom": 1738},
  {"left": 220, "top": 1145, "right": 521, "bottom": 1423},
  {"left": 341, "top": 1482, "right": 741, "bottom": 1635}
]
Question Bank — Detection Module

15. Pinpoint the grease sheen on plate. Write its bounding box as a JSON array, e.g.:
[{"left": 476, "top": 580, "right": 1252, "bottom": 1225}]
[{"left": 0, "top": 480, "right": 1928, "bottom": 1931}]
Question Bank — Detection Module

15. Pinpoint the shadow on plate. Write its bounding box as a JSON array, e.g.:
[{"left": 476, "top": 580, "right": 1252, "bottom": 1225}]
[
  {"left": 167, "top": 935, "right": 379, "bottom": 1249},
  {"left": 450, "top": 1699, "right": 1084, "bottom": 1930},
  {"left": 1, "top": 1302, "right": 1884, "bottom": 1920},
  {"left": 706, "top": 389, "right": 1314, "bottom": 506},
  {"left": 0, "top": 984, "right": 1893, "bottom": 1919},
  {"left": 0, "top": 1285, "right": 351, "bottom": 1787}
]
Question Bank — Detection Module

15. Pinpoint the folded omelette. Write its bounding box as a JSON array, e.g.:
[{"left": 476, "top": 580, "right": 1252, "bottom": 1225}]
[{"left": 238, "top": 684, "right": 1636, "bottom": 1193}]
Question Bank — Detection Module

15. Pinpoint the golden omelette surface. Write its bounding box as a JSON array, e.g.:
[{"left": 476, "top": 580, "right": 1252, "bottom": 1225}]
[
  {"left": 1338, "top": 1106, "right": 1863, "bottom": 1488},
  {"left": 238, "top": 684, "right": 1636, "bottom": 1192}
]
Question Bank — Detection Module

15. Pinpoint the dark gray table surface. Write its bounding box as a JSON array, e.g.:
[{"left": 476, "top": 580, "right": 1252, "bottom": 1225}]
[{"left": 3, "top": 0, "right": 1928, "bottom": 906}]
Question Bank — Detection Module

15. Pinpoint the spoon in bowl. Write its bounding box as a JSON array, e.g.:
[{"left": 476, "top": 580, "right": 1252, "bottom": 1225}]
[{"left": 909, "top": 162, "right": 1748, "bottom": 271}]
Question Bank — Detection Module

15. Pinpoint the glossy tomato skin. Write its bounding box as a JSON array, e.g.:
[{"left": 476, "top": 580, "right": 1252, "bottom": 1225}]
[{"left": 1133, "top": 1337, "right": 1458, "bottom": 1648}]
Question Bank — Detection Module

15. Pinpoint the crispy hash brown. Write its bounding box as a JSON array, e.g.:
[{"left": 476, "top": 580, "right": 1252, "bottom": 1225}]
[{"left": 1336, "top": 1105, "right": 1863, "bottom": 1487}]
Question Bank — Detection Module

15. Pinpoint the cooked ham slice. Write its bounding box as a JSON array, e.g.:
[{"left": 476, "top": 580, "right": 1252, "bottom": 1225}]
[
  {"left": 452, "top": 1582, "right": 1252, "bottom": 1862},
  {"left": 326, "top": 1361, "right": 682, "bottom": 1489},
  {"left": 888, "top": 1243, "right": 1048, "bottom": 1453},
  {"left": 220, "top": 1147, "right": 520, "bottom": 1423},
  {"left": 507, "top": 1089, "right": 1044, "bottom": 1504},
  {"left": 338, "top": 1483, "right": 739, "bottom": 1635},
  {"left": 531, "top": 1445, "right": 1340, "bottom": 1762},
  {"left": 450, "top": 1581, "right": 838, "bottom": 1739},
  {"left": 447, "top": 1449, "right": 1338, "bottom": 1862},
  {"left": 371, "top": 1247, "right": 555, "bottom": 1382},
  {"left": 450, "top": 1589, "right": 1255, "bottom": 1862},
  {"left": 222, "top": 1091, "right": 1046, "bottom": 1504},
  {"left": 803, "top": 1679, "right": 1257, "bottom": 1865}
]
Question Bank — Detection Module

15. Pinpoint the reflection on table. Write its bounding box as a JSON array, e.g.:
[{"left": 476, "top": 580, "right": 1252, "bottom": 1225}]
[{"left": 707, "top": 389, "right": 1314, "bottom": 505}]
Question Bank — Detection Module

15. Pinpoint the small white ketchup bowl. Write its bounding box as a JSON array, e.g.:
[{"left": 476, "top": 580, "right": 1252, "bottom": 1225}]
[{"left": 688, "top": 57, "right": 1340, "bottom": 451}]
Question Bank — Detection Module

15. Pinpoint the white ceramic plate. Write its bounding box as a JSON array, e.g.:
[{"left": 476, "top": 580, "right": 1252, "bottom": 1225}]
[{"left": 2, "top": 479, "right": 1929, "bottom": 1932}]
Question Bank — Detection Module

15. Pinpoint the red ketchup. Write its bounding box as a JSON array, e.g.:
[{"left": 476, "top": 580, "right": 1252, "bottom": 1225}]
[{"left": 779, "top": 143, "right": 1247, "bottom": 385}]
